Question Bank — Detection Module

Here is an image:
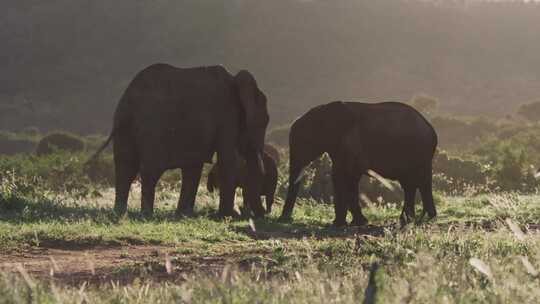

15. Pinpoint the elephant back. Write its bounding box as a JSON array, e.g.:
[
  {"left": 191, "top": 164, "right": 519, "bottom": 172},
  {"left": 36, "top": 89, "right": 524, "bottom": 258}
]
[{"left": 120, "top": 64, "right": 240, "bottom": 168}]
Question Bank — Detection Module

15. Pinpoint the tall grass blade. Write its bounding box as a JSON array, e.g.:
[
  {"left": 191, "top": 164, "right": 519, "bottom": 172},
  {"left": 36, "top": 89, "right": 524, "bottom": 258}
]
[
  {"left": 505, "top": 218, "right": 526, "bottom": 241},
  {"left": 469, "top": 258, "right": 493, "bottom": 281}
]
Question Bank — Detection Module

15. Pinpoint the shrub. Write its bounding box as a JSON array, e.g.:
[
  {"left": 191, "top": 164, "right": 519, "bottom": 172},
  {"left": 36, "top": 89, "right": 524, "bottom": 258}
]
[
  {"left": 84, "top": 134, "right": 110, "bottom": 151},
  {"left": 0, "top": 152, "right": 101, "bottom": 198},
  {"left": 308, "top": 154, "right": 333, "bottom": 203},
  {"left": 20, "top": 126, "right": 40, "bottom": 138},
  {"left": 409, "top": 94, "right": 438, "bottom": 116},
  {"left": 35, "top": 132, "right": 85, "bottom": 156},
  {"left": 487, "top": 147, "right": 537, "bottom": 192},
  {"left": 0, "top": 171, "right": 43, "bottom": 208},
  {"left": 277, "top": 153, "right": 403, "bottom": 205},
  {"left": 517, "top": 100, "right": 540, "bottom": 122},
  {"left": 431, "top": 116, "right": 497, "bottom": 149},
  {"left": 432, "top": 150, "right": 488, "bottom": 194},
  {"left": 264, "top": 143, "right": 281, "bottom": 165},
  {"left": 266, "top": 125, "right": 290, "bottom": 147},
  {"left": 0, "top": 137, "right": 35, "bottom": 155},
  {"left": 84, "top": 153, "right": 115, "bottom": 185}
]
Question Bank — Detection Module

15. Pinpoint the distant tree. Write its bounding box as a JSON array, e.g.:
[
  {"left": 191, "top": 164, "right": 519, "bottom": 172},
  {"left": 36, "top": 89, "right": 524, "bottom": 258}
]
[
  {"left": 409, "top": 94, "right": 439, "bottom": 116},
  {"left": 517, "top": 101, "right": 540, "bottom": 122}
]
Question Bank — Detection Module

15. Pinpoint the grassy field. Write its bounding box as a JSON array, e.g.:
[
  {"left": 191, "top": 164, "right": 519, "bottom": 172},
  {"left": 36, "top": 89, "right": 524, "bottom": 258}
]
[{"left": 0, "top": 183, "right": 539, "bottom": 303}]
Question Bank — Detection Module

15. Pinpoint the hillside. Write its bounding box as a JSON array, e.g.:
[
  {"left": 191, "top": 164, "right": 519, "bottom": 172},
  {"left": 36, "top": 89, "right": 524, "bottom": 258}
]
[{"left": 1, "top": 0, "right": 540, "bottom": 133}]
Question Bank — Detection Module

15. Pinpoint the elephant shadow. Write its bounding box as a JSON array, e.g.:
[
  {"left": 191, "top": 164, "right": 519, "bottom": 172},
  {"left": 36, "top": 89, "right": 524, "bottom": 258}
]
[
  {"left": 1, "top": 199, "right": 391, "bottom": 241},
  {"left": 231, "top": 218, "right": 391, "bottom": 240},
  {"left": 0, "top": 198, "right": 205, "bottom": 225}
]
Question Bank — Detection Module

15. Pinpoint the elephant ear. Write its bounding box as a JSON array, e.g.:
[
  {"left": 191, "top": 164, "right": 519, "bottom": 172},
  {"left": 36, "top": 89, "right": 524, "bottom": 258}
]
[{"left": 234, "top": 70, "right": 268, "bottom": 129}]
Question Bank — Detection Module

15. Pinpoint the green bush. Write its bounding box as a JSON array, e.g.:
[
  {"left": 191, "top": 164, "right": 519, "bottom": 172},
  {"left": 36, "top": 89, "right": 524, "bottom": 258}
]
[
  {"left": 307, "top": 154, "right": 333, "bottom": 203},
  {"left": 277, "top": 153, "right": 403, "bottom": 205},
  {"left": 266, "top": 125, "right": 290, "bottom": 147},
  {"left": 431, "top": 116, "right": 497, "bottom": 149},
  {"left": 20, "top": 126, "right": 41, "bottom": 139},
  {"left": 83, "top": 153, "right": 115, "bottom": 185},
  {"left": 409, "top": 94, "right": 438, "bottom": 116},
  {"left": 474, "top": 129, "right": 540, "bottom": 192},
  {"left": 0, "top": 171, "right": 43, "bottom": 208},
  {"left": 485, "top": 147, "right": 537, "bottom": 192},
  {"left": 0, "top": 130, "right": 37, "bottom": 155},
  {"left": 517, "top": 100, "right": 540, "bottom": 122},
  {"left": 84, "top": 134, "right": 110, "bottom": 151},
  {"left": 432, "top": 150, "right": 489, "bottom": 194},
  {"left": 35, "top": 132, "right": 85, "bottom": 156},
  {"left": 0, "top": 152, "right": 100, "bottom": 198},
  {"left": 0, "top": 137, "right": 35, "bottom": 155}
]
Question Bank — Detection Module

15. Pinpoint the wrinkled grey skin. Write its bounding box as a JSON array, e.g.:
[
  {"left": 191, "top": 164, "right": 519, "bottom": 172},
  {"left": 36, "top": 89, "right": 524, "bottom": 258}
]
[
  {"left": 280, "top": 101, "right": 438, "bottom": 226},
  {"left": 207, "top": 145, "right": 279, "bottom": 215},
  {"left": 89, "top": 63, "right": 269, "bottom": 218}
]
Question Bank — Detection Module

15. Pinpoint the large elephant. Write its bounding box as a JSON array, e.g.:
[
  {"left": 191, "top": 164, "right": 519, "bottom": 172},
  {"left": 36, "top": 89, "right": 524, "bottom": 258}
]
[
  {"left": 89, "top": 63, "right": 269, "bottom": 218},
  {"left": 280, "top": 101, "right": 438, "bottom": 226},
  {"left": 206, "top": 144, "right": 279, "bottom": 214}
]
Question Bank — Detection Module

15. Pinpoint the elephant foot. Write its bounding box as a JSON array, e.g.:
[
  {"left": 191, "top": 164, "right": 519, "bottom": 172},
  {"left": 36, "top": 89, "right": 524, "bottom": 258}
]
[
  {"left": 278, "top": 215, "right": 293, "bottom": 223},
  {"left": 216, "top": 209, "right": 241, "bottom": 219},
  {"left": 332, "top": 219, "right": 348, "bottom": 228},
  {"left": 399, "top": 212, "right": 415, "bottom": 228},
  {"left": 141, "top": 210, "right": 154, "bottom": 219},
  {"left": 113, "top": 204, "right": 128, "bottom": 217},
  {"left": 239, "top": 206, "right": 252, "bottom": 219},
  {"left": 251, "top": 210, "right": 266, "bottom": 219},
  {"left": 175, "top": 207, "right": 195, "bottom": 218},
  {"left": 416, "top": 210, "right": 437, "bottom": 224},
  {"left": 350, "top": 216, "right": 369, "bottom": 227}
]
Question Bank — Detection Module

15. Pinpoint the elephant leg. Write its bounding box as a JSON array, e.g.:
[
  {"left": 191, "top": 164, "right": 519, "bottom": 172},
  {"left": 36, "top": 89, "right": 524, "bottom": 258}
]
[
  {"left": 249, "top": 193, "right": 265, "bottom": 218},
  {"left": 113, "top": 139, "right": 139, "bottom": 216},
  {"left": 265, "top": 191, "right": 274, "bottom": 214},
  {"left": 217, "top": 152, "right": 238, "bottom": 217},
  {"left": 113, "top": 160, "right": 138, "bottom": 216},
  {"left": 176, "top": 164, "right": 203, "bottom": 216},
  {"left": 239, "top": 188, "right": 250, "bottom": 217},
  {"left": 348, "top": 175, "right": 368, "bottom": 226},
  {"left": 419, "top": 170, "right": 436, "bottom": 221},
  {"left": 140, "top": 169, "right": 163, "bottom": 217},
  {"left": 399, "top": 180, "right": 417, "bottom": 226},
  {"left": 331, "top": 165, "right": 348, "bottom": 227}
]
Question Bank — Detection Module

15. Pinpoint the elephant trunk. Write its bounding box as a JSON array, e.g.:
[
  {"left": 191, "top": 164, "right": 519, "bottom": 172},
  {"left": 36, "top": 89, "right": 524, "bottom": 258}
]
[
  {"left": 280, "top": 162, "right": 303, "bottom": 220},
  {"left": 280, "top": 136, "right": 324, "bottom": 220}
]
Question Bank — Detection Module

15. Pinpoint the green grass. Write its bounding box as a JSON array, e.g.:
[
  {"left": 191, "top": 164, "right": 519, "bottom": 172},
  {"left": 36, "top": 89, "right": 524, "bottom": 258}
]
[{"left": 0, "top": 185, "right": 539, "bottom": 303}]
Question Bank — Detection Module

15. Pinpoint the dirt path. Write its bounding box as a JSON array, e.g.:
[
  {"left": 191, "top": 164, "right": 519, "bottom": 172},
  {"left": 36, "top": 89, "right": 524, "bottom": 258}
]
[
  {"left": 2, "top": 222, "right": 537, "bottom": 286},
  {"left": 0, "top": 245, "right": 230, "bottom": 286}
]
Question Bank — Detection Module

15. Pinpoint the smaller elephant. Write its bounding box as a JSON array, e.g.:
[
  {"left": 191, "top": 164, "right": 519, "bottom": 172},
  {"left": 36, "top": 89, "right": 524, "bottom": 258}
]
[{"left": 207, "top": 148, "right": 278, "bottom": 214}]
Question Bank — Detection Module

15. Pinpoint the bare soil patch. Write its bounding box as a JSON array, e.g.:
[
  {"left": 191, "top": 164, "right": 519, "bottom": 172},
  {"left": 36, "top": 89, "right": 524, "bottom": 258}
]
[{"left": 0, "top": 244, "right": 236, "bottom": 286}]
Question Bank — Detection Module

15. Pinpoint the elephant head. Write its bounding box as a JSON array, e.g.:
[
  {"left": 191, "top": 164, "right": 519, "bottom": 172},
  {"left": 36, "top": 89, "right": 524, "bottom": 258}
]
[
  {"left": 234, "top": 70, "right": 270, "bottom": 216},
  {"left": 289, "top": 101, "right": 354, "bottom": 176},
  {"left": 281, "top": 101, "right": 355, "bottom": 219}
]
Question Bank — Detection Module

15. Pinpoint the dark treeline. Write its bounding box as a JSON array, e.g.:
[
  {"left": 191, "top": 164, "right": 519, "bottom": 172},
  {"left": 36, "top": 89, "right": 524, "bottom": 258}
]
[{"left": 2, "top": 0, "right": 540, "bottom": 133}]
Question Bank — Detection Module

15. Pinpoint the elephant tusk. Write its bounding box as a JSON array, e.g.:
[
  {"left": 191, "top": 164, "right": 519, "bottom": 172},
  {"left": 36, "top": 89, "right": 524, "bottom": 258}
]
[
  {"left": 294, "top": 168, "right": 307, "bottom": 185},
  {"left": 257, "top": 152, "right": 265, "bottom": 176}
]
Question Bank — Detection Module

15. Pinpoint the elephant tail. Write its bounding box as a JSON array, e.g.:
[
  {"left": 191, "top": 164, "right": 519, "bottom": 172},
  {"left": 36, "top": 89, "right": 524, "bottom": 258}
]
[{"left": 85, "top": 128, "right": 114, "bottom": 166}]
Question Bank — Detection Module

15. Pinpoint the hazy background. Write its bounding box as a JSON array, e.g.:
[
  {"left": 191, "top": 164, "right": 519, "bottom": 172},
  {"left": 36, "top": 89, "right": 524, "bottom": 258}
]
[{"left": 2, "top": 0, "right": 540, "bottom": 133}]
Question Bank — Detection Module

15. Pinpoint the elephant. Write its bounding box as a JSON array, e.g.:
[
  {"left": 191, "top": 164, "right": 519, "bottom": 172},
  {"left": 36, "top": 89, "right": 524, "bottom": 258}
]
[
  {"left": 206, "top": 144, "right": 279, "bottom": 214},
  {"left": 279, "top": 101, "right": 438, "bottom": 226},
  {"left": 88, "top": 63, "right": 270, "bottom": 218},
  {"left": 261, "top": 142, "right": 281, "bottom": 165}
]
